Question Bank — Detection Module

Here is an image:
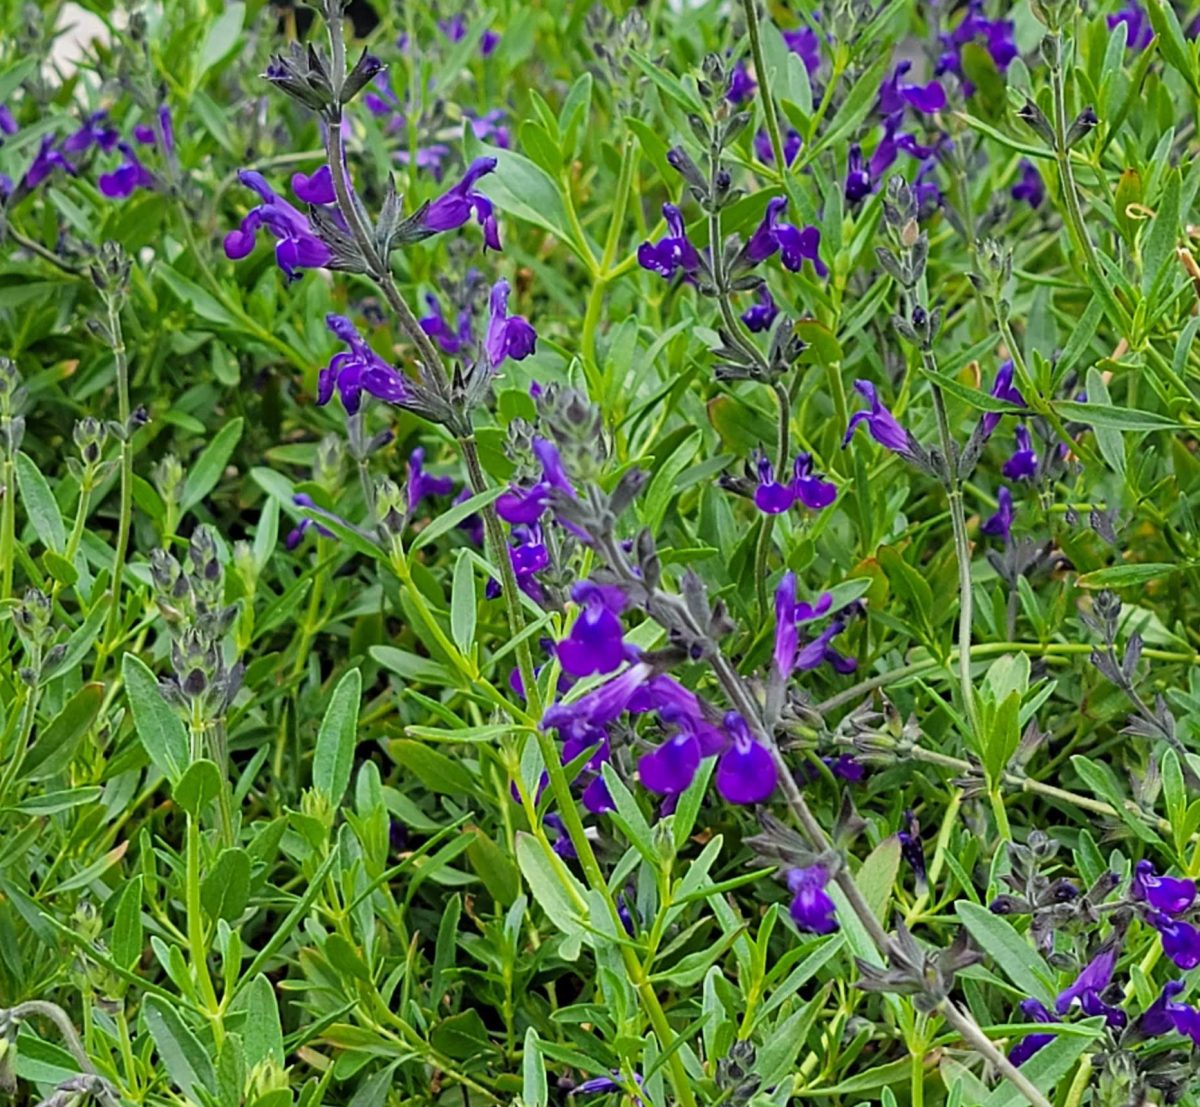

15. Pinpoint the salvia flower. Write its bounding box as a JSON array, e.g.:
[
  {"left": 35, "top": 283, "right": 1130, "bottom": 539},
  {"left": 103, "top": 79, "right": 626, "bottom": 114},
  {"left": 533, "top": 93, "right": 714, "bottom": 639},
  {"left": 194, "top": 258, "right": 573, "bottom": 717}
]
[
  {"left": 845, "top": 145, "right": 873, "bottom": 203},
  {"left": 752, "top": 451, "right": 837, "bottom": 514},
  {"left": 291, "top": 165, "right": 336, "bottom": 204},
  {"left": 1132, "top": 860, "right": 1197, "bottom": 915},
  {"left": 741, "top": 285, "right": 778, "bottom": 332},
  {"left": 637, "top": 203, "right": 702, "bottom": 280},
  {"left": 878, "top": 62, "right": 947, "bottom": 116},
  {"left": 843, "top": 380, "right": 910, "bottom": 454},
  {"left": 981, "top": 486, "right": 1015, "bottom": 542},
  {"left": 1011, "top": 160, "right": 1045, "bottom": 209},
  {"left": 1172, "top": 1001, "right": 1200, "bottom": 1046},
  {"left": 716, "top": 711, "right": 777, "bottom": 804},
  {"left": 754, "top": 127, "right": 803, "bottom": 166},
  {"left": 898, "top": 809, "right": 927, "bottom": 887},
  {"left": 937, "top": 1, "right": 1018, "bottom": 92},
  {"left": 787, "top": 864, "right": 838, "bottom": 934},
  {"left": 317, "top": 314, "right": 411, "bottom": 414},
  {"left": 224, "top": 170, "right": 332, "bottom": 281},
  {"left": 542, "top": 661, "right": 654, "bottom": 734},
  {"left": 1136, "top": 980, "right": 1185, "bottom": 1037},
  {"left": 1055, "top": 947, "right": 1117, "bottom": 1015},
  {"left": 1009, "top": 999, "right": 1057, "bottom": 1066},
  {"left": 775, "top": 222, "right": 827, "bottom": 276},
  {"left": 285, "top": 493, "right": 336, "bottom": 549},
  {"left": 1002, "top": 425, "right": 1039, "bottom": 480},
  {"left": 23, "top": 136, "right": 75, "bottom": 190},
  {"left": 420, "top": 293, "right": 472, "bottom": 354},
  {"left": 1150, "top": 911, "right": 1200, "bottom": 970},
  {"left": 0, "top": 104, "right": 17, "bottom": 136},
  {"left": 982, "top": 360, "right": 1027, "bottom": 438},
  {"left": 64, "top": 110, "right": 119, "bottom": 155},
  {"left": 1108, "top": 1, "right": 1154, "bottom": 49},
  {"left": 726, "top": 62, "right": 756, "bottom": 103},
  {"left": 556, "top": 581, "right": 629, "bottom": 677},
  {"left": 98, "top": 143, "right": 154, "bottom": 199},
  {"left": 743, "top": 196, "right": 787, "bottom": 265},
  {"left": 421, "top": 156, "right": 501, "bottom": 250},
  {"left": 783, "top": 24, "right": 822, "bottom": 75},
  {"left": 405, "top": 448, "right": 455, "bottom": 513},
  {"left": 483, "top": 279, "right": 537, "bottom": 369}
]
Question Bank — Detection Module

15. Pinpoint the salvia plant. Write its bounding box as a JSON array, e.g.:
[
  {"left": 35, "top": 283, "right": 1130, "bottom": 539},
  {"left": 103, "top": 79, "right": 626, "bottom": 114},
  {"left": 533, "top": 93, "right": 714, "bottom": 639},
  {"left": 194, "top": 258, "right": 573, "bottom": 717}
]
[{"left": 7, "top": 0, "right": 1200, "bottom": 1105}]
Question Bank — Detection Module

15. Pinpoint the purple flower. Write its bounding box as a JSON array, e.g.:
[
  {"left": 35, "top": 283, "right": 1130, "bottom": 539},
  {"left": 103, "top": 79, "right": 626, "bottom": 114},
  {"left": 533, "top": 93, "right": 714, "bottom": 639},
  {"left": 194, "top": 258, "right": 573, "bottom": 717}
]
[
  {"left": 420, "top": 293, "right": 472, "bottom": 354},
  {"left": 317, "top": 314, "right": 411, "bottom": 414},
  {"left": 791, "top": 453, "right": 837, "bottom": 509},
  {"left": 578, "top": 1073, "right": 643, "bottom": 1097},
  {"left": 543, "top": 662, "right": 654, "bottom": 734},
  {"left": 741, "top": 286, "right": 778, "bottom": 332},
  {"left": 716, "top": 712, "right": 777, "bottom": 804},
  {"left": 1055, "top": 947, "right": 1117, "bottom": 1015},
  {"left": 1011, "top": 160, "right": 1045, "bottom": 209},
  {"left": 982, "top": 360, "right": 1027, "bottom": 438},
  {"left": 844, "top": 380, "right": 910, "bottom": 454},
  {"left": 98, "top": 143, "right": 154, "bottom": 199},
  {"left": 744, "top": 197, "right": 787, "bottom": 264},
  {"left": 63, "top": 111, "right": 119, "bottom": 155},
  {"left": 879, "top": 62, "right": 947, "bottom": 116},
  {"left": 405, "top": 447, "right": 455, "bottom": 512},
  {"left": 845, "top": 145, "right": 872, "bottom": 203},
  {"left": 773, "top": 575, "right": 851, "bottom": 676},
  {"left": 981, "top": 486, "right": 1015, "bottom": 542},
  {"left": 484, "top": 279, "right": 537, "bottom": 369},
  {"left": 898, "top": 809, "right": 926, "bottom": 886},
  {"left": 1151, "top": 911, "right": 1200, "bottom": 970},
  {"left": 783, "top": 25, "right": 822, "bottom": 75},
  {"left": 787, "top": 864, "right": 838, "bottom": 934},
  {"left": 23, "top": 136, "right": 75, "bottom": 190},
  {"left": 285, "top": 493, "right": 337, "bottom": 549},
  {"left": 1009, "top": 998, "right": 1057, "bottom": 1066},
  {"left": 775, "top": 222, "right": 827, "bottom": 277},
  {"left": 1133, "top": 860, "right": 1197, "bottom": 915},
  {"left": 556, "top": 581, "right": 629, "bottom": 677},
  {"left": 726, "top": 62, "right": 757, "bottom": 103},
  {"left": 938, "top": 2, "right": 1018, "bottom": 93},
  {"left": 224, "top": 170, "right": 332, "bottom": 281},
  {"left": 753, "top": 452, "right": 796, "bottom": 515},
  {"left": 1171, "top": 1001, "right": 1200, "bottom": 1046},
  {"left": 292, "top": 165, "right": 336, "bottom": 205},
  {"left": 638, "top": 203, "right": 702, "bottom": 280},
  {"left": 422, "top": 156, "right": 501, "bottom": 250},
  {"left": 0, "top": 104, "right": 16, "bottom": 136},
  {"left": 754, "top": 127, "right": 803, "bottom": 166},
  {"left": 1002, "top": 425, "right": 1038, "bottom": 481},
  {"left": 1109, "top": 1, "right": 1154, "bottom": 49},
  {"left": 1137, "top": 980, "right": 1185, "bottom": 1037}
]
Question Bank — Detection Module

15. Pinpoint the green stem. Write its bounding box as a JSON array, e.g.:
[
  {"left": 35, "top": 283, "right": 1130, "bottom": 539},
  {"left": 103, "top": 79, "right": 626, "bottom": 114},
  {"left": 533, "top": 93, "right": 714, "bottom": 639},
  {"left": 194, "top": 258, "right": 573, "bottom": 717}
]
[
  {"left": 103, "top": 295, "right": 133, "bottom": 651},
  {"left": 0, "top": 450, "right": 14, "bottom": 604},
  {"left": 741, "top": 0, "right": 787, "bottom": 171},
  {"left": 926, "top": 365, "right": 977, "bottom": 737},
  {"left": 185, "top": 814, "right": 224, "bottom": 1045}
]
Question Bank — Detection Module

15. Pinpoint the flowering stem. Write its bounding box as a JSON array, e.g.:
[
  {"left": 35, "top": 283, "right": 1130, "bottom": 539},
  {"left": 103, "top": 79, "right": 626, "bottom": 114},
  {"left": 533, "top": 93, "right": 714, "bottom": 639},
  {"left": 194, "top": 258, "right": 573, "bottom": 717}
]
[
  {"left": 740, "top": 0, "right": 787, "bottom": 172},
  {"left": 5, "top": 225, "right": 83, "bottom": 275},
  {"left": 103, "top": 293, "right": 133, "bottom": 651},
  {"left": 925, "top": 363, "right": 977, "bottom": 739},
  {"left": 753, "top": 380, "right": 791, "bottom": 614},
  {"left": 2, "top": 1001, "right": 118, "bottom": 1105}
]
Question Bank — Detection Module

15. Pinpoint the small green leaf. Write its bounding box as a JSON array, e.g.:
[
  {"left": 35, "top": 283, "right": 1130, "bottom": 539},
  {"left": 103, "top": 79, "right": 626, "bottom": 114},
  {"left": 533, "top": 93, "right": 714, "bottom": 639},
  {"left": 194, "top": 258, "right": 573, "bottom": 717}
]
[
  {"left": 201, "top": 847, "right": 252, "bottom": 921},
  {"left": 23, "top": 682, "right": 103, "bottom": 779},
  {"left": 181, "top": 416, "right": 244, "bottom": 513},
  {"left": 16, "top": 451, "right": 66, "bottom": 553},
  {"left": 955, "top": 901, "right": 1055, "bottom": 1005},
  {"left": 313, "top": 667, "right": 362, "bottom": 807},
  {"left": 110, "top": 876, "right": 144, "bottom": 971},
  {"left": 1076, "top": 562, "right": 1178, "bottom": 589},
  {"left": 174, "top": 759, "right": 222, "bottom": 820},
  {"left": 144, "top": 996, "right": 217, "bottom": 1101},
  {"left": 123, "top": 653, "right": 189, "bottom": 783},
  {"left": 450, "top": 551, "right": 477, "bottom": 655}
]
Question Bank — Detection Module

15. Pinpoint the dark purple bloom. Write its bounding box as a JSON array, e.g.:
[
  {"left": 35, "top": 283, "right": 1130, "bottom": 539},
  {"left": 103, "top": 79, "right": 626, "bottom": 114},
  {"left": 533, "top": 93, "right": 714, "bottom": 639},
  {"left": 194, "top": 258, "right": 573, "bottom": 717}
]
[
  {"left": 879, "top": 62, "right": 947, "bottom": 116},
  {"left": 982, "top": 360, "right": 1026, "bottom": 438},
  {"left": 405, "top": 447, "right": 455, "bottom": 512},
  {"left": 484, "top": 278, "right": 537, "bottom": 369},
  {"left": 794, "top": 619, "right": 857, "bottom": 673},
  {"left": 1151, "top": 911, "right": 1200, "bottom": 970},
  {"left": 791, "top": 453, "right": 837, "bottom": 509},
  {"left": 23, "top": 136, "right": 75, "bottom": 190},
  {"left": 753, "top": 452, "right": 796, "bottom": 515},
  {"left": 132, "top": 105, "right": 173, "bottom": 152},
  {"left": 224, "top": 170, "right": 332, "bottom": 281},
  {"left": 1171, "top": 1001, "right": 1200, "bottom": 1046},
  {"left": 1055, "top": 947, "right": 1117, "bottom": 1015},
  {"left": 981, "top": 486, "right": 1015, "bottom": 542},
  {"left": 292, "top": 165, "right": 336, "bottom": 205},
  {"left": 845, "top": 145, "right": 872, "bottom": 203},
  {"left": 844, "top": 380, "right": 909, "bottom": 453},
  {"left": 1002, "top": 425, "right": 1038, "bottom": 481},
  {"left": 774, "top": 574, "right": 833, "bottom": 676},
  {"left": 543, "top": 662, "right": 654, "bottom": 734},
  {"left": 1137, "top": 980, "right": 1185, "bottom": 1037},
  {"left": 726, "top": 62, "right": 757, "bottom": 103},
  {"left": 556, "top": 581, "right": 629, "bottom": 677},
  {"left": 754, "top": 127, "right": 803, "bottom": 166},
  {"left": 783, "top": 25, "right": 822, "bottom": 74},
  {"left": 716, "top": 712, "right": 777, "bottom": 804},
  {"left": 285, "top": 493, "right": 337, "bottom": 549},
  {"left": 937, "top": 2, "right": 1017, "bottom": 92},
  {"left": 0, "top": 104, "right": 16, "bottom": 136},
  {"left": 775, "top": 222, "right": 827, "bottom": 277},
  {"left": 63, "top": 111, "right": 118, "bottom": 155},
  {"left": 1133, "top": 861, "right": 1197, "bottom": 915},
  {"left": 317, "top": 314, "right": 411, "bottom": 414},
  {"left": 787, "top": 864, "right": 838, "bottom": 934},
  {"left": 638, "top": 203, "right": 702, "bottom": 280},
  {"left": 422, "top": 156, "right": 501, "bottom": 250},
  {"left": 825, "top": 754, "right": 865, "bottom": 781},
  {"left": 898, "top": 809, "right": 927, "bottom": 887},
  {"left": 1109, "top": 2, "right": 1154, "bottom": 49},
  {"left": 741, "top": 285, "right": 778, "bottom": 332},
  {"left": 1009, "top": 998, "right": 1057, "bottom": 1066},
  {"left": 578, "top": 1073, "right": 643, "bottom": 1096},
  {"left": 744, "top": 197, "right": 787, "bottom": 264},
  {"left": 419, "top": 293, "right": 471, "bottom": 354},
  {"left": 639, "top": 729, "right": 703, "bottom": 797},
  {"left": 1011, "top": 160, "right": 1045, "bottom": 209},
  {"left": 98, "top": 143, "right": 154, "bottom": 199}
]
